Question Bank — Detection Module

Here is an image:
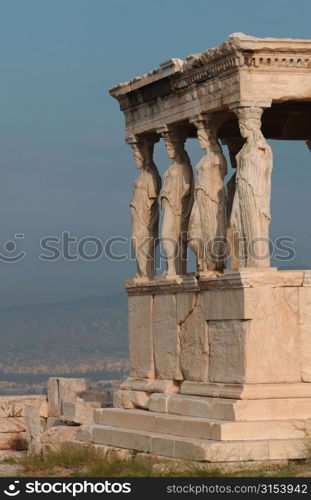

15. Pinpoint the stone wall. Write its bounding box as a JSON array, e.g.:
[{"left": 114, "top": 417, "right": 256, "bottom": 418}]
[
  {"left": 0, "top": 378, "right": 112, "bottom": 453},
  {"left": 23, "top": 378, "right": 111, "bottom": 453},
  {"left": 0, "top": 395, "right": 46, "bottom": 451}
]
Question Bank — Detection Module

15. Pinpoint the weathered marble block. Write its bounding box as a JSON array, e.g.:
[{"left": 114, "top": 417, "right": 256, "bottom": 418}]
[
  {"left": 48, "top": 377, "right": 90, "bottom": 417},
  {"left": 179, "top": 294, "right": 209, "bottom": 382},
  {"left": 0, "top": 395, "right": 47, "bottom": 418},
  {"left": 113, "top": 390, "right": 150, "bottom": 410},
  {"left": 128, "top": 294, "right": 154, "bottom": 378},
  {"left": 153, "top": 294, "right": 182, "bottom": 380},
  {"left": 208, "top": 287, "right": 300, "bottom": 383},
  {"left": 126, "top": 270, "right": 309, "bottom": 386}
]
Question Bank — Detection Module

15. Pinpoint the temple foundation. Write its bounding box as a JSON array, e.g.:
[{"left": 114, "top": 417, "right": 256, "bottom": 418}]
[{"left": 77, "top": 269, "right": 311, "bottom": 461}]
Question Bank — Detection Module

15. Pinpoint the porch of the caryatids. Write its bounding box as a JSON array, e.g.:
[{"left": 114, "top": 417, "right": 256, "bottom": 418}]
[
  {"left": 229, "top": 106, "right": 273, "bottom": 268},
  {"left": 160, "top": 128, "right": 194, "bottom": 276},
  {"left": 188, "top": 114, "right": 227, "bottom": 273},
  {"left": 128, "top": 134, "right": 162, "bottom": 280}
]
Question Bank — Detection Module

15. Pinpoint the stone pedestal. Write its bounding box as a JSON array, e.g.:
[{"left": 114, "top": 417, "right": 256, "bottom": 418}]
[{"left": 76, "top": 270, "right": 311, "bottom": 462}]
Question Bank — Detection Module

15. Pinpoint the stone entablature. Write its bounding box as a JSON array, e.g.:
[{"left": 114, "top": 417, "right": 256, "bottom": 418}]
[{"left": 110, "top": 33, "right": 311, "bottom": 140}]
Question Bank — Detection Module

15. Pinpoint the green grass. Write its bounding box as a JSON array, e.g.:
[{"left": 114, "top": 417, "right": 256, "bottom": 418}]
[
  {"left": 4, "top": 444, "right": 104, "bottom": 476},
  {"left": 73, "top": 459, "right": 154, "bottom": 477},
  {"left": 2, "top": 444, "right": 309, "bottom": 477},
  {"left": 232, "top": 463, "right": 300, "bottom": 477},
  {"left": 3, "top": 444, "right": 222, "bottom": 477}
]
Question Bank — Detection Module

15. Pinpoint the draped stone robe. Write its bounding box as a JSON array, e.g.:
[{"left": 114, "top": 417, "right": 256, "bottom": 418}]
[
  {"left": 189, "top": 144, "right": 227, "bottom": 272},
  {"left": 130, "top": 163, "right": 161, "bottom": 278},
  {"left": 230, "top": 137, "right": 272, "bottom": 267},
  {"left": 161, "top": 156, "right": 193, "bottom": 275}
]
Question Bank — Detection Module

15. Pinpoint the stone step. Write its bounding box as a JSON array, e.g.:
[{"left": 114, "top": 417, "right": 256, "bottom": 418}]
[
  {"left": 93, "top": 407, "right": 309, "bottom": 441},
  {"left": 148, "top": 393, "right": 311, "bottom": 421},
  {"left": 61, "top": 401, "right": 100, "bottom": 425},
  {"left": 76, "top": 423, "right": 307, "bottom": 462},
  {"left": 61, "top": 391, "right": 112, "bottom": 425}
]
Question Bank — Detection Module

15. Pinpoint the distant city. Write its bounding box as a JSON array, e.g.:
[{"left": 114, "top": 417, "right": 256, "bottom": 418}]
[{"left": 0, "top": 291, "right": 129, "bottom": 395}]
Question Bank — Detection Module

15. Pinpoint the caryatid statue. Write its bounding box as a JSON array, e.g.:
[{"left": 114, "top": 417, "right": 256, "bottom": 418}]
[
  {"left": 161, "top": 131, "right": 194, "bottom": 276},
  {"left": 224, "top": 137, "right": 245, "bottom": 226},
  {"left": 229, "top": 107, "right": 273, "bottom": 267},
  {"left": 188, "top": 115, "right": 227, "bottom": 272},
  {"left": 128, "top": 135, "right": 162, "bottom": 279},
  {"left": 224, "top": 137, "right": 245, "bottom": 268}
]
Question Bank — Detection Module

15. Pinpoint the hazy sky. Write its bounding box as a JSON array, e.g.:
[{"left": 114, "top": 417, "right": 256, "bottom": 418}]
[{"left": 1, "top": 0, "right": 311, "bottom": 306}]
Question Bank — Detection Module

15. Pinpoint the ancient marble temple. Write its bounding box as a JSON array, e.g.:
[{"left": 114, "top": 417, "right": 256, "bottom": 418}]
[{"left": 78, "top": 35, "right": 311, "bottom": 462}]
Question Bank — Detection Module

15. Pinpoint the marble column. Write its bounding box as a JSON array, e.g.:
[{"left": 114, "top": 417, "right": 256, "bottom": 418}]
[
  {"left": 160, "top": 130, "right": 194, "bottom": 276},
  {"left": 188, "top": 114, "right": 227, "bottom": 272},
  {"left": 229, "top": 107, "right": 273, "bottom": 268},
  {"left": 128, "top": 135, "right": 161, "bottom": 279}
]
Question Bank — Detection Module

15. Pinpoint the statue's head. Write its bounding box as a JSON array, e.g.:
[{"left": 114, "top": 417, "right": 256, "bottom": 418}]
[
  {"left": 163, "top": 131, "right": 186, "bottom": 160},
  {"left": 195, "top": 114, "right": 224, "bottom": 150},
  {"left": 236, "top": 107, "right": 263, "bottom": 140},
  {"left": 131, "top": 143, "right": 144, "bottom": 169},
  {"left": 238, "top": 117, "right": 259, "bottom": 139},
  {"left": 128, "top": 136, "right": 154, "bottom": 169}
]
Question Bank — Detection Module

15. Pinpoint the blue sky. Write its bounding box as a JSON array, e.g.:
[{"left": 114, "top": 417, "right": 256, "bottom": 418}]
[{"left": 0, "top": 0, "right": 311, "bottom": 305}]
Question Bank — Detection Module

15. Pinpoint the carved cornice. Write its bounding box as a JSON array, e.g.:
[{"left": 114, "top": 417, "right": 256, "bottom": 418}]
[
  {"left": 183, "top": 33, "right": 311, "bottom": 71},
  {"left": 116, "top": 52, "right": 311, "bottom": 111},
  {"left": 110, "top": 59, "right": 183, "bottom": 99},
  {"left": 110, "top": 33, "right": 311, "bottom": 112}
]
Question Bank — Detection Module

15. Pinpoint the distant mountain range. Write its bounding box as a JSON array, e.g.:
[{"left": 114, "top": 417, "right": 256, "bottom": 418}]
[{"left": 0, "top": 292, "right": 128, "bottom": 375}]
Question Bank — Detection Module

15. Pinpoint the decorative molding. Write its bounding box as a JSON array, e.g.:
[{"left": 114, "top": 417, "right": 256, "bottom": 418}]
[
  {"left": 228, "top": 100, "right": 272, "bottom": 110},
  {"left": 110, "top": 33, "right": 311, "bottom": 100},
  {"left": 118, "top": 50, "right": 311, "bottom": 111},
  {"left": 125, "top": 270, "right": 305, "bottom": 295},
  {"left": 180, "top": 381, "right": 311, "bottom": 400},
  {"left": 115, "top": 44, "right": 311, "bottom": 112},
  {"left": 125, "top": 275, "right": 199, "bottom": 295}
]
